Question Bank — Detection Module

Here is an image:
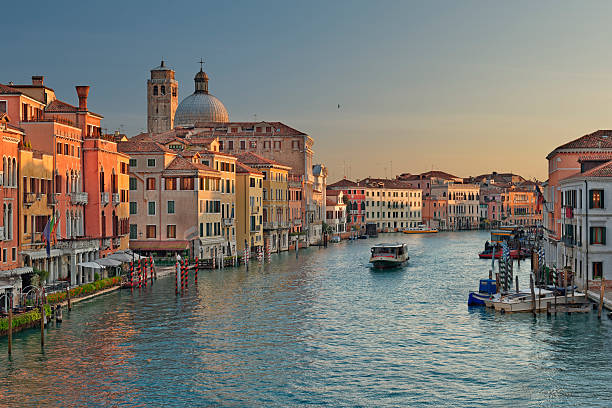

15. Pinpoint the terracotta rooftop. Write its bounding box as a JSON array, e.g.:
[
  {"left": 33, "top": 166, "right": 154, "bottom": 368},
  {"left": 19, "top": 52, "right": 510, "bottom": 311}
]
[
  {"left": 45, "top": 99, "right": 77, "bottom": 113},
  {"left": 235, "top": 161, "right": 263, "bottom": 175},
  {"left": 234, "top": 152, "right": 288, "bottom": 168},
  {"left": 328, "top": 178, "right": 359, "bottom": 188},
  {"left": 164, "top": 156, "right": 216, "bottom": 173},
  {"left": 117, "top": 140, "right": 173, "bottom": 154},
  {"left": 563, "top": 159, "right": 612, "bottom": 180},
  {"left": 548, "top": 130, "right": 612, "bottom": 158},
  {"left": 326, "top": 189, "right": 342, "bottom": 196},
  {"left": 357, "top": 178, "right": 417, "bottom": 189},
  {"left": 0, "top": 83, "right": 22, "bottom": 94},
  {"left": 326, "top": 198, "right": 344, "bottom": 207},
  {"left": 183, "top": 121, "right": 307, "bottom": 137}
]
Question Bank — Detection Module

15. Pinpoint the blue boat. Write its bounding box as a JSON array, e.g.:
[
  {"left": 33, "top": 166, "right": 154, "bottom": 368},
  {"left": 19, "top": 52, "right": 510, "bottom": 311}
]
[{"left": 468, "top": 279, "right": 497, "bottom": 306}]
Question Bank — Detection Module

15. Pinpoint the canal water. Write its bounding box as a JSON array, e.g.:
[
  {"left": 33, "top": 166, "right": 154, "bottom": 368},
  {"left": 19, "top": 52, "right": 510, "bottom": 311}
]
[{"left": 1, "top": 231, "right": 612, "bottom": 407}]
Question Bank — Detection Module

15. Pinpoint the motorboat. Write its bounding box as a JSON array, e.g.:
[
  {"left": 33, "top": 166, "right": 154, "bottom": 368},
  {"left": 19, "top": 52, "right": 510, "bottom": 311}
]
[
  {"left": 403, "top": 224, "right": 438, "bottom": 234},
  {"left": 369, "top": 243, "right": 409, "bottom": 268},
  {"left": 489, "top": 288, "right": 587, "bottom": 313},
  {"left": 468, "top": 279, "right": 497, "bottom": 306},
  {"left": 478, "top": 248, "right": 523, "bottom": 259},
  {"left": 330, "top": 235, "right": 341, "bottom": 243}
]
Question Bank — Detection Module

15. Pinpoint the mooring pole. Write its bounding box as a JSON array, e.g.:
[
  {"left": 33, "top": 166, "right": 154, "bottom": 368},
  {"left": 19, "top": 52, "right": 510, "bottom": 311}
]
[
  {"left": 515, "top": 275, "right": 519, "bottom": 293},
  {"left": 8, "top": 297, "right": 12, "bottom": 355},
  {"left": 40, "top": 303, "right": 45, "bottom": 347},
  {"left": 599, "top": 279, "right": 605, "bottom": 319},
  {"left": 175, "top": 261, "right": 179, "bottom": 295},
  {"left": 530, "top": 273, "right": 536, "bottom": 316},
  {"left": 67, "top": 287, "right": 71, "bottom": 311},
  {"left": 195, "top": 257, "right": 199, "bottom": 285}
]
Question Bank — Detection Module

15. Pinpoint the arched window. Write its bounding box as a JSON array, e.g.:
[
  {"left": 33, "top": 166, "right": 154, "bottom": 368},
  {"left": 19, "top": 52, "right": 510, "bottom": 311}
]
[
  {"left": 7, "top": 158, "right": 12, "bottom": 188},
  {"left": 153, "top": 86, "right": 158, "bottom": 96},
  {"left": 11, "top": 158, "right": 16, "bottom": 186},
  {"left": 161, "top": 85, "right": 165, "bottom": 95},
  {"left": 2, "top": 156, "right": 6, "bottom": 187},
  {"left": 100, "top": 168, "right": 105, "bottom": 192}
]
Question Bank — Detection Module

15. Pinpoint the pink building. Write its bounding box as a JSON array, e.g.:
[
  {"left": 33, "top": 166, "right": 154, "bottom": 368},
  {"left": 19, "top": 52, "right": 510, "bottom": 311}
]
[{"left": 327, "top": 178, "right": 366, "bottom": 234}]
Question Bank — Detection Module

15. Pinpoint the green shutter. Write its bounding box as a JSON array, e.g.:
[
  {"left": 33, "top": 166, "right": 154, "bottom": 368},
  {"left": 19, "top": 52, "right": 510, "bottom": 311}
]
[
  {"left": 589, "top": 191, "right": 594, "bottom": 209},
  {"left": 602, "top": 190, "right": 605, "bottom": 209},
  {"left": 603, "top": 227, "right": 607, "bottom": 245}
]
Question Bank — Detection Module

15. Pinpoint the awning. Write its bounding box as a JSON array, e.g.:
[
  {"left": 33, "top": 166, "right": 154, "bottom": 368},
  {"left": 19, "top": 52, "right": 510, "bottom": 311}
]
[
  {"left": 77, "top": 261, "right": 103, "bottom": 269},
  {"left": 94, "top": 258, "right": 122, "bottom": 267},
  {"left": 107, "top": 252, "right": 133, "bottom": 263},
  {"left": 130, "top": 240, "right": 190, "bottom": 251}
]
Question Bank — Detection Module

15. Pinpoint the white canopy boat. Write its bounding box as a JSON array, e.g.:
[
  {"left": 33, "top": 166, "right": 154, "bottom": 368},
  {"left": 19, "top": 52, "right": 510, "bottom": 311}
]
[
  {"left": 489, "top": 288, "right": 587, "bottom": 313},
  {"left": 369, "top": 243, "right": 409, "bottom": 268}
]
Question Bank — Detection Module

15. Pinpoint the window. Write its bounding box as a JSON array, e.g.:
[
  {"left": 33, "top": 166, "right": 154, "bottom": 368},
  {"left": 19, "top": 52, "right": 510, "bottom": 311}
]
[
  {"left": 240, "top": 140, "right": 246, "bottom": 150},
  {"left": 181, "top": 177, "right": 194, "bottom": 190},
  {"left": 167, "top": 225, "right": 176, "bottom": 238},
  {"left": 167, "top": 200, "right": 175, "bottom": 214},
  {"left": 129, "top": 202, "right": 137, "bottom": 215},
  {"left": 250, "top": 178, "right": 256, "bottom": 188},
  {"left": 153, "top": 86, "right": 158, "bottom": 96},
  {"left": 130, "top": 224, "right": 137, "bottom": 239},
  {"left": 129, "top": 177, "right": 137, "bottom": 190},
  {"left": 165, "top": 177, "right": 177, "bottom": 190},
  {"left": 161, "top": 85, "right": 166, "bottom": 95},
  {"left": 0, "top": 101, "right": 6, "bottom": 113},
  {"left": 146, "top": 225, "right": 156, "bottom": 238},
  {"left": 590, "top": 227, "right": 606, "bottom": 245},
  {"left": 250, "top": 140, "right": 257, "bottom": 149},
  {"left": 148, "top": 201, "right": 156, "bottom": 215},
  {"left": 146, "top": 178, "right": 156, "bottom": 190},
  {"left": 147, "top": 158, "right": 156, "bottom": 167},
  {"left": 129, "top": 158, "right": 137, "bottom": 167},
  {"left": 590, "top": 189, "right": 604, "bottom": 209},
  {"left": 228, "top": 140, "right": 234, "bottom": 150},
  {"left": 593, "top": 262, "right": 603, "bottom": 279}
]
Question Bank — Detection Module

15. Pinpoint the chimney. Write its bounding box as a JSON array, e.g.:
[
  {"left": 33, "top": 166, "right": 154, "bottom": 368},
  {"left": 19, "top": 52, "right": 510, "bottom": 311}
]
[
  {"left": 32, "top": 76, "right": 44, "bottom": 86},
  {"left": 75, "top": 86, "right": 90, "bottom": 111}
]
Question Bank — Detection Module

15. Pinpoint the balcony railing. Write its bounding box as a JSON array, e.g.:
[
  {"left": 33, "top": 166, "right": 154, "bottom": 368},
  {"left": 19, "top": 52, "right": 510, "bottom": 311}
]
[
  {"left": 279, "top": 221, "right": 290, "bottom": 228},
  {"left": 339, "top": 218, "right": 347, "bottom": 224},
  {"left": 223, "top": 218, "right": 234, "bottom": 226},
  {"left": 24, "top": 192, "right": 37, "bottom": 206},
  {"left": 100, "top": 192, "right": 109, "bottom": 206},
  {"left": 263, "top": 221, "right": 278, "bottom": 229},
  {"left": 293, "top": 218, "right": 302, "bottom": 226},
  {"left": 70, "top": 192, "right": 88, "bottom": 205},
  {"left": 112, "top": 193, "right": 120, "bottom": 206}
]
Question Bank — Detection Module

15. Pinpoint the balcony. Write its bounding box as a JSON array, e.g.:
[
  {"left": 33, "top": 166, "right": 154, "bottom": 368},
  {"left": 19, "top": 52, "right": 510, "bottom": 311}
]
[
  {"left": 250, "top": 206, "right": 260, "bottom": 214},
  {"left": 112, "top": 193, "right": 120, "bottom": 206},
  {"left": 100, "top": 192, "right": 109, "bottom": 206},
  {"left": 0, "top": 226, "right": 4, "bottom": 240},
  {"left": 24, "top": 192, "right": 37, "bottom": 206},
  {"left": 279, "top": 221, "right": 290, "bottom": 228},
  {"left": 263, "top": 221, "right": 278, "bottom": 230},
  {"left": 70, "top": 192, "right": 88, "bottom": 205},
  {"left": 293, "top": 218, "right": 302, "bottom": 226},
  {"left": 339, "top": 218, "right": 347, "bottom": 224},
  {"left": 562, "top": 236, "right": 576, "bottom": 247},
  {"left": 47, "top": 194, "right": 58, "bottom": 206},
  {"left": 223, "top": 218, "right": 234, "bottom": 226}
]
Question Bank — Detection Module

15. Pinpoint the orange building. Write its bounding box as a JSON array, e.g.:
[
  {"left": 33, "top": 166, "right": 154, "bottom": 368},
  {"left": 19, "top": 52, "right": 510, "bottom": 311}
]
[
  {"left": 501, "top": 186, "right": 542, "bottom": 227},
  {"left": 0, "top": 114, "right": 31, "bottom": 305},
  {"left": 1, "top": 76, "right": 128, "bottom": 286}
]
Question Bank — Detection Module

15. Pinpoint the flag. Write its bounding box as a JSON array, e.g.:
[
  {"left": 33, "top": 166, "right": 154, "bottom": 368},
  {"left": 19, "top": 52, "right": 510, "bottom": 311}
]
[
  {"left": 535, "top": 185, "right": 545, "bottom": 213},
  {"left": 42, "top": 216, "right": 51, "bottom": 256},
  {"left": 49, "top": 214, "right": 57, "bottom": 245}
]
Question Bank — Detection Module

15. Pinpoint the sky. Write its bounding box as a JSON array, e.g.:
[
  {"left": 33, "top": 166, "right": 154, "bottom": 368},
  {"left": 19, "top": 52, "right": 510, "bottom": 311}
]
[{"left": 3, "top": 0, "right": 612, "bottom": 182}]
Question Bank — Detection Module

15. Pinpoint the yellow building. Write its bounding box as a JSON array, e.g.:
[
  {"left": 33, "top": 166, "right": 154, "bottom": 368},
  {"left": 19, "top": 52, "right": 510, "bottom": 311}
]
[
  {"left": 235, "top": 162, "right": 264, "bottom": 254},
  {"left": 236, "top": 152, "right": 290, "bottom": 252},
  {"left": 19, "top": 149, "right": 56, "bottom": 276}
]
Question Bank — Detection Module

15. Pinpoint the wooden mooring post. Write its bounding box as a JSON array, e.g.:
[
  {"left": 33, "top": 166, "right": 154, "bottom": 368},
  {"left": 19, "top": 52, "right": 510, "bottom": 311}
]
[
  {"left": 40, "top": 303, "right": 45, "bottom": 347},
  {"left": 67, "top": 287, "right": 71, "bottom": 311},
  {"left": 599, "top": 280, "right": 605, "bottom": 319},
  {"left": 530, "top": 273, "right": 536, "bottom": 316},
  {"left": 515, "top": 276, "right": 519, "bottom": 293},
  {"left": 7, "top": 298, "right": 12, "bottom": 355}
]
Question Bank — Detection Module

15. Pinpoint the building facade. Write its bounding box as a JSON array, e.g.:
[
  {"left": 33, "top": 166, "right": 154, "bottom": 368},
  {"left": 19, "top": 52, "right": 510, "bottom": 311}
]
[
  {"left": 360, "top": 178, "right": 422, "bottom": 232},
  {"left": 235, "top": 162, "right": 263, "bottom": 254},
  {"left": 147, "top": 61, "right": 178, "bottom": 134}
]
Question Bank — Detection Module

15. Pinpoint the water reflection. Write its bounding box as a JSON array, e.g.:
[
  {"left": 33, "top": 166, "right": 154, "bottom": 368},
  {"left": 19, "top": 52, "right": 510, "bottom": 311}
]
[{"left": 1, "top": 232, "right": 612, "bottom": 407}]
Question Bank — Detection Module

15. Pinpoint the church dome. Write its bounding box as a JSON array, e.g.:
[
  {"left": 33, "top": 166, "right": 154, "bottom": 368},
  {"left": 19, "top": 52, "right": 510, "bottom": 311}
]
[{"left": 174, "top": 68, "right": 229, "bottom": 126}]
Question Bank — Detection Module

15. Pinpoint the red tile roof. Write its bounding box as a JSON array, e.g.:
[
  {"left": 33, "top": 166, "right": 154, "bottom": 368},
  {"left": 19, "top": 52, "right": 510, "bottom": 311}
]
[
  {"left": 234, "top": 151, "right": 287, "bottom": 167},
  {"left": 185, "top": 121, "right": 307, "bottom": 137},
  {"left": 45, "top": 99, "right": 78, "bottom": 112},
  {"left": 548, "top": 130, "right": 612, "bottom": 158},
  {"left": 563, "top": 159, "right": 612, "bottom": 180},
  {"left": 235, "top": 161, "right": 263, "bottom": 175},
  {"left": 328, "top": 178, "right": 358, "bottom": 188},
  {"left": 0, "top": 83, "right": 22, "bottom": 94},
  {"left": 357, "top": 178, "right": 417, "bottom": 189},
  {"left": 164, "top": 156, "right": 216, "bottom": 172},
  {"left": 117, "top": 140, "right": 173, "bottom": 154},
  {"left": 326, "top": 189, "right": 342, "bottom": 196}
]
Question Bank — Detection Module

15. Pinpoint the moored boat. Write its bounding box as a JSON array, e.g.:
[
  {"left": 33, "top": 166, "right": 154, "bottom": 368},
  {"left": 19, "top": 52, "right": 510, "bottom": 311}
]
[
  {"left": 468, "top": 279, "right": 497, "bottom": 306},
  {"left": 403, "top": 224, "right": 438, "bottom": 234},
  {"left": 490, "top": 289, "right": 587, "bottom": 313},
  {"left": 369, "top": 243, "right": 409, "bottom": 268}
]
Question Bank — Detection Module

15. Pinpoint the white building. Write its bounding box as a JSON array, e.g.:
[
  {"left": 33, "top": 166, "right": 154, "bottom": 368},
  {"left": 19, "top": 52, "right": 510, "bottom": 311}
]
[
  {"left": 325, "top": 190, "right": 347, "bottom": 235},
  {"left": 431, "top": 182, "right": 480, "bottom": 230},
  {"left": 559, "top": 161, "right": 612, "bottom": 288},
  {"left": 360, "top": 178, "right": 422, "bottom": 232}
]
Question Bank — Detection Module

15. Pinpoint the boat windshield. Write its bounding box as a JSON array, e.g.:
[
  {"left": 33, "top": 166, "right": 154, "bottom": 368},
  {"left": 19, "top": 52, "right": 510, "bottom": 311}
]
[{"left": 372, "top": 246, "right": 404, "bottom": 256}]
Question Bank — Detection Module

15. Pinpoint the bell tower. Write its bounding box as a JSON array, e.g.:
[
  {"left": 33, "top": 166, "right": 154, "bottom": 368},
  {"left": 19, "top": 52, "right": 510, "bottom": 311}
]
[{"left": 147, "top": 60, "right": 178, "bottom": 134}]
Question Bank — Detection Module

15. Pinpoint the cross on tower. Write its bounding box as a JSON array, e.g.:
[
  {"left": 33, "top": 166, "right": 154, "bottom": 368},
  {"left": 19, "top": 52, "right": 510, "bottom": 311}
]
[{"left": 198, "top": 58, "right": 205, "bottom": 71}]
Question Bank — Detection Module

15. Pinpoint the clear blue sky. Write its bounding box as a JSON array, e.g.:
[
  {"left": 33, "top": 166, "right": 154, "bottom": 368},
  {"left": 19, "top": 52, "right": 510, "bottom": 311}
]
[{"left": 4, "top": 1, "right": 612, "bottom": 182}]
